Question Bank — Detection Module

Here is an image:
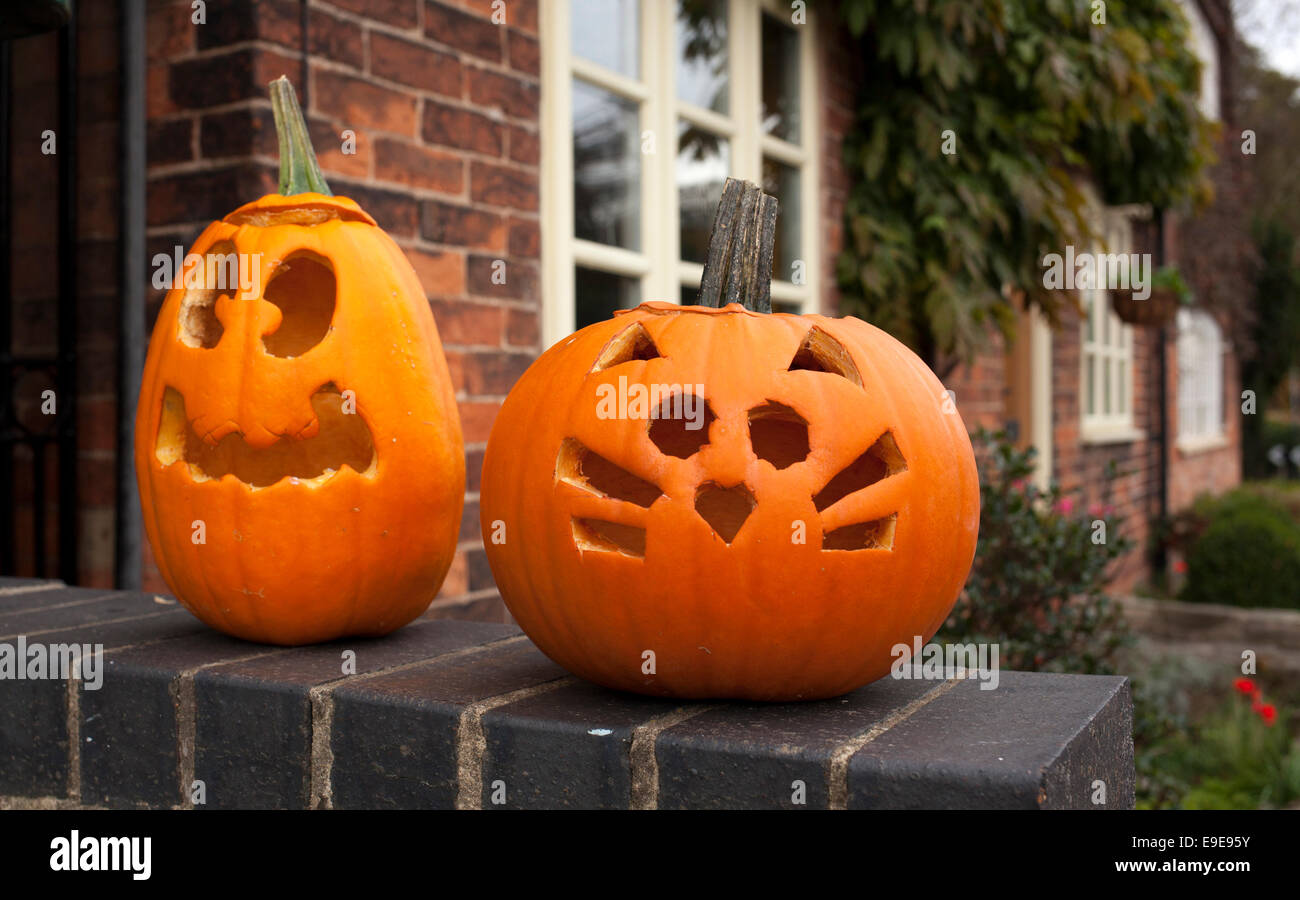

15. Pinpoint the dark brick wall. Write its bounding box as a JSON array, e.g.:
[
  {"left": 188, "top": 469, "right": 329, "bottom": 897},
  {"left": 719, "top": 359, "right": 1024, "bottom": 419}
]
[{"left": 6, "top": 4, "right": 122, "bottom": 587}]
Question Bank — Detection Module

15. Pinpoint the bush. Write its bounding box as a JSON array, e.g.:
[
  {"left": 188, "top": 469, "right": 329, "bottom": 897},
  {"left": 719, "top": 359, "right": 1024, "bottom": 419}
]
[
  {"left": 1180, "top": 501, "right": 1300, "bottom": 609},
  {"left": 940, "top": 430, "right": 1132, "bottom": 674},
  {"left": 1137, "top": 677, "right": 1300, "bottom": 810}
]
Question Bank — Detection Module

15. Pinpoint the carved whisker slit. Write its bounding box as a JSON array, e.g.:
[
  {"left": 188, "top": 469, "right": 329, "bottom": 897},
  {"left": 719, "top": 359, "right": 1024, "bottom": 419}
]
[
  {"left": 556, "top": 438, "right": 662, "bottom": 507},
  {"left": 823, "top": 515, "right": 897, "bottom": 551},
  {"left": 813, "top": 431, "right": 906, "bottom": 512},
  {"left": 572, "top": 517, "right": 646, "bottom": 558}
]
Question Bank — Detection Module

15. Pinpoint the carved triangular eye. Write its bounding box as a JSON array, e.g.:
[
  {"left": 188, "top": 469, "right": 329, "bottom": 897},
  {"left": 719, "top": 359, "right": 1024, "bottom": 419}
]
[
  {"left": 823, "top": 515, "right": 897, "bottom": 551},
  {"left": 813, "top": 431, "right": 906, "bottom": 512},
  {"left": 556, "top": 438, "right": 662, "bottom": 508},
  {"left": 788, "top": 327, "right": 862, "bottom": 386},
  {"left": 591, "top": 322, "right": 662, "bottom": 372},
  {"left": 262, "top": 252, "right": 336, "bottom": 358}
]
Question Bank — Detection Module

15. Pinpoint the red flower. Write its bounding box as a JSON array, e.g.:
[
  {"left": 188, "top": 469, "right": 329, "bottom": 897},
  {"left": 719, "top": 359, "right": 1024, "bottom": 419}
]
[
  {"left": 1173, "top": 559, "right": 1188, "bottom": 574},
  {"left": 1234, "top": 678, "right": 1256, "bottom": 696},
  {"left": 1257, "top": 704, "right": 1277, "bottom": 726},
  {"left": 1054, "top": 497, "right": 1075, "bottom": 515}
]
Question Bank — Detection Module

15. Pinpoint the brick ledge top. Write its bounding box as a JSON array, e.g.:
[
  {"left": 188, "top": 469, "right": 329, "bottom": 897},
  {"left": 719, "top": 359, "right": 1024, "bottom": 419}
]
[{"left": 0, "top": 579, "right": 1134, "bottom": 810}]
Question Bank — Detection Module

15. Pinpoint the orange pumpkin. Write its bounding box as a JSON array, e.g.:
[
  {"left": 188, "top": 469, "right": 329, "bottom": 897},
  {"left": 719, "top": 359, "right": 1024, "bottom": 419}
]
[
  {"left": 480, "top": 179, "right": 979, "bottom": 700},
  {"left": 134, "top": 77, "right": 464, "bottom": 645}
]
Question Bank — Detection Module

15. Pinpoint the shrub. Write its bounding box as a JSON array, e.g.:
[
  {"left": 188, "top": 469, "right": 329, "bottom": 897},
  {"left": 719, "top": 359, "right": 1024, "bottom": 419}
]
[
  {"left": 1180, "top": 502, "right": 1300, "bottom": 609},
  {"left": 1137, "top": 677, "right": 1300, "bottom": 810},
  {"left": 940, "top": 430, "right": 1132, "bottom": 674}
]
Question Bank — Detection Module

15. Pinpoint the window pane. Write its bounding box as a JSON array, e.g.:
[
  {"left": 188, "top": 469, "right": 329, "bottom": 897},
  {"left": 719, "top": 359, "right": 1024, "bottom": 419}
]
[
  {"left": 676, "top": 0, "right": 728, "bottom": 113},
  {"left": 773, "top": 300, "right": 801, "bottom": 314},
  {"left": 1085, "top": 356, "right": 1095, "bottom": 415},
  {"left": 1103, "top": 359, "right": 1112, "bottom": 415},
  {"left": 573, "top": 79, "right": 641, "bottom": 250},
  {"left": 680, "top": 283, "right": 698, "bottom": 306},
  {"left": 762, "top": 158, "right": 802, "bottom": 282},
  {"left": 1084, "top": 293, "right": 1093, "bottom": 342},
  {"left": 576, "top": 267, "right": 641, "bottom": 330},
  {"left": 677, "top": 121, "right": 729, "bottom": 264},
  {"left": 761, "top": 14, "right": 800, "bottom": 143},
  {"left": 572, "top": 0, "right": 639, "bottom": 78},
  {"left": 1118, "top": 361, "right": 1127, "bottom": 414}
]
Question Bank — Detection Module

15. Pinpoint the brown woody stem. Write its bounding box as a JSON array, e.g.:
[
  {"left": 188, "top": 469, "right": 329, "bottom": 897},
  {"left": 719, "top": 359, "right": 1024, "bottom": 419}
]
[
  {"left": 696, "top": 177, "right": 778, "bottom": 313},
  {"left": 269, "top": 75, "right": 331, "bottom": 196}
]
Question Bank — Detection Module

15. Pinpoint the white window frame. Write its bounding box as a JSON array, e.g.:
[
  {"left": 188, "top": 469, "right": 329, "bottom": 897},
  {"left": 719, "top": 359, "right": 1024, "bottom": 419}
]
[
  {"left": 540, "top": 0, "right": 822, "bottom": 347},
  {"left": 1176, "top": 308, "right": 1227, "bottom": 451},
  {"left": 1080, "top": 208, "right": 1142, "bottom": 444},
  {"left": 1175, "top": 0, "right": 1221, "bottom": 121}
]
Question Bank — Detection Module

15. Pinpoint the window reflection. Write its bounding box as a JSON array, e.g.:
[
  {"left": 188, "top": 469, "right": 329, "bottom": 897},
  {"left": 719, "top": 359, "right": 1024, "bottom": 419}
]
[
  {"left": 572, "top": 0, "right": 639, "bottom": 78},
  {"left": 677, "top": 121, "right": 729, "bottom": 264},
  {"left": 762, "top": 157, "right": 802, "bottom": 282},
  {"left": 573, "top": 79, "right": 642, "bottom": 250},
  {"left": 761, "top": 15, "right": 800, "bottom": 143},
  {"left": 676, "top": 0, "right": 728, "bottom": 113},
  {"left": 577, "top": 267, "right": 641, "bottom": 329}
]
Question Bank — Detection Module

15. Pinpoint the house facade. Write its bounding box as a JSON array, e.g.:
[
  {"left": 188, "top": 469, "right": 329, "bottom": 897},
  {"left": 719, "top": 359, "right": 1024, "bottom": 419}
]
[{"left": 1, "top": 0, "right": 1241, "bottom": 613}]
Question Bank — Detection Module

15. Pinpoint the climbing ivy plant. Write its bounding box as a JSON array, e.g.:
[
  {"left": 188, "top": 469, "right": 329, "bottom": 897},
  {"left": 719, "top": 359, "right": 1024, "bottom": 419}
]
[{"left": 834, "top": 0, "right": 1215, "bottom": 376}]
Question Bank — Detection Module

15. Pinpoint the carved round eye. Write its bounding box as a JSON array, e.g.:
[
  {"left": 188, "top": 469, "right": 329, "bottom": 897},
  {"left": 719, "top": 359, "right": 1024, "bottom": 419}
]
[{"left": 262, "top": 252, "right": 337, "bottom": 357}]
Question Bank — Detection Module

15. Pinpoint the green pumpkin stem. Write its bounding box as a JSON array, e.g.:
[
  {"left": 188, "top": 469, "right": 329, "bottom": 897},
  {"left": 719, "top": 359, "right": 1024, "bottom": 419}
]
[
  {"left": 697, "top": 177, "right": 778, "bottom": 313},
  {"left": 269, "top": 75, "right": 331, "bottom": 196}
]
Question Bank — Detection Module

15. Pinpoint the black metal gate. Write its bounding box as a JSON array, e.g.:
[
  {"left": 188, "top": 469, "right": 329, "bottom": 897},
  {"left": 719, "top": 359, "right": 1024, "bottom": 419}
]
[{"left": 0, "top": 14, "right": 79, "bottom": 582}]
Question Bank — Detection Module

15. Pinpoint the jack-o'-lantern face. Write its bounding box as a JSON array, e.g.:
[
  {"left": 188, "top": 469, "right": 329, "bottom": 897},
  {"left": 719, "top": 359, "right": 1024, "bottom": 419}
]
[
  {"left": 480, "top": 302, "right": 980, "bottom": 701},
  {"left": 134, "top": 79, "right": 464, "bottom": 646}
]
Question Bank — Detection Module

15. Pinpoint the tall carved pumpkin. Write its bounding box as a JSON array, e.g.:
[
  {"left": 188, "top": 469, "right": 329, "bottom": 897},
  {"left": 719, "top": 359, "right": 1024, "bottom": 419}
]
[
  {"left": 481, "top": 180, "right": 979, "bottom": 700},
  {"left": 135, "top": 78, "right": 464, "bottom": 645}
]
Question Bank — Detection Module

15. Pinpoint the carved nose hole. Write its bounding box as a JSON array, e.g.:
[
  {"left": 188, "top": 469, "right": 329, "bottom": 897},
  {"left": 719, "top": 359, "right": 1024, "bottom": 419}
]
[
  {"left": 262, "top": 252, "right": 337, "bottom": 358},
  {"left": 695, "top": 482, "right": 755, "bottom": 544}
]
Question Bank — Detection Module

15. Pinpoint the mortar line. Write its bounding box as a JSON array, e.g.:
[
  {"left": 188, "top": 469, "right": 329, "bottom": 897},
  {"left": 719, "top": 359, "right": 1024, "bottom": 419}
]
[
  {"left": 629, "top": 704, "right": 719, "bottom": 810},
  {"left": 826, "top": 677, "right": 964, "bottom": 810},
  {"left": 0, "top": 582, "right": 64, "bottom": 597},
  {"left": 306, "top": 633, "right": 530, "bottom": 810},
  {"left": 455, "top": 676, "right": 576, "bottom": 810}
]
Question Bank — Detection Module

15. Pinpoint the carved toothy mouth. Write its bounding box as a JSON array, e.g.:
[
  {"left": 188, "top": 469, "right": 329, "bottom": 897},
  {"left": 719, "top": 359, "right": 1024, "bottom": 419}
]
[{"left": 154, "top": 385, "right": 376, "bottom": 488}]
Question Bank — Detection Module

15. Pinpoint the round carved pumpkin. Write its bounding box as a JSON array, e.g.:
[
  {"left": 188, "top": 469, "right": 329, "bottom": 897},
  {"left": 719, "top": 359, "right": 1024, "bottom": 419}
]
[
  {"left": 480, "top": 180, "right": 978, "bottom": 700},
  {"left": 134, "top": 78, "right": 464, "bottom": 645}
]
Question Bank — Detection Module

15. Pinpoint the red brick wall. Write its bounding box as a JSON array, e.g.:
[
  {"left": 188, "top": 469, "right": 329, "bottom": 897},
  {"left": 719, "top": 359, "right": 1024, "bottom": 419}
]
[
  {"left": 817, "top": 12, "right": 856, "bottom": 317},
  {"left": 6, "top": 5, "right": 122, "bottom": 587},
  {"left": 141, "top": 0, "right": 541, "bottom": 622},
  {"left": 1051, "top": 308, "right": 1163, "bottom": 592}
]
